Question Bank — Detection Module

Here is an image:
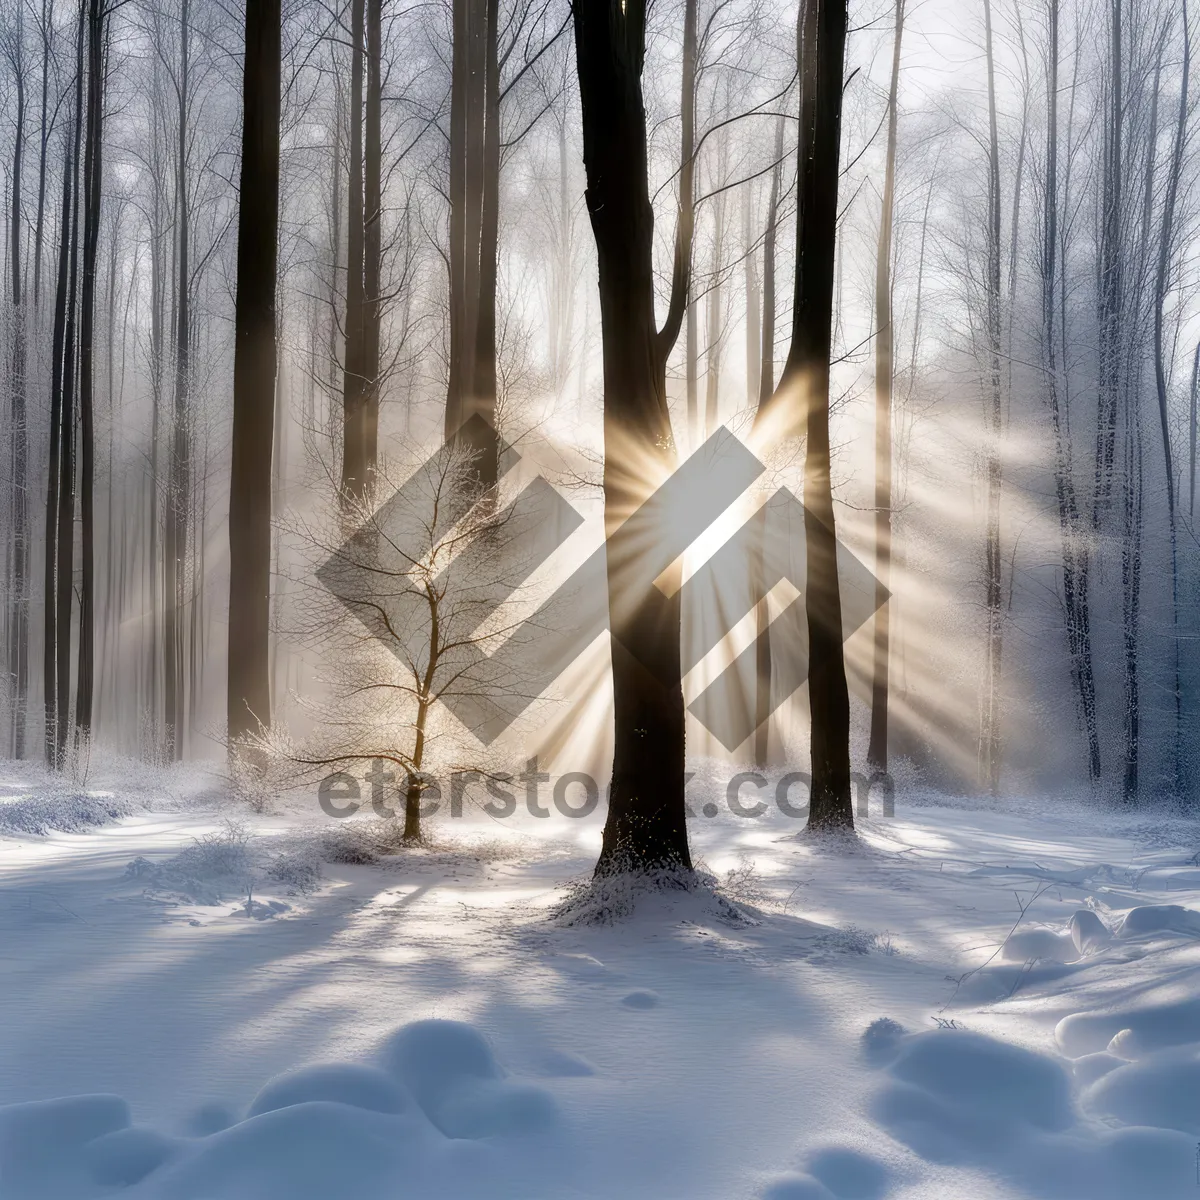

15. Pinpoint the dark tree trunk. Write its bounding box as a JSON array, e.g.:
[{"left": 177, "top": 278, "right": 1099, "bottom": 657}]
[
  {"left": 75, "top": 0, "right": 107, "bottom": 743},
  {"left": 340, "top": 0, "right": 366, "bottom": 501},
  {"left": 445, "top": 0, "right": 499, "bottom": 484},
  {"left": 460, "top": 0, "right": 499, "bottom": 486},
  {"left": 574, "top": 0, "right": 694, "bottom": 873},
  {"left": 445, "top": 0, "right": 469, "bottom": 440},
  {"left": 51, "top": 5, "right": 85, "bottom": 766},
  {"left": 866, "top": 0, "right": 904, "bottom": 776},
  {"left": 764, "top": 0, "right": 852, "bottom": 833},
  {"left": 44, "top": 132, "right": 77, "bottom": 768},
  {"left": 227, "top": 0, "right": 280, "bottom": 752}
]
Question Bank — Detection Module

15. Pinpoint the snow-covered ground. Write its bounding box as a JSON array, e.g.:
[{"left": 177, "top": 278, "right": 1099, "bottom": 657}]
[{"left": 3, "top": 760, "right": 1200, "bottom": 1199}]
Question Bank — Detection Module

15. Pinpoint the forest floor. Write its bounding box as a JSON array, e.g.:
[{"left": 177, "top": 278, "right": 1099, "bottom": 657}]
[{"left": 2, "top": 758, "right": 1200, "bottom": 1199}]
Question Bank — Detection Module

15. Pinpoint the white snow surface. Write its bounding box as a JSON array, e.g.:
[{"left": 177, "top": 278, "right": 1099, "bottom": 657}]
[{"left": 3, "top": 760, "right": 1200, "bottom": 1198}]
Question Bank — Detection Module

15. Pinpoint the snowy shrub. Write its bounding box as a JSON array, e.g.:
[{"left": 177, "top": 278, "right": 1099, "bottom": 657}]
[
  {"left": 227, "top": 753, "right": 278, "bottom": 814},
  {"left": 318, "top": 822, "right": 384, "bottom": 864},
  {"left": 861, "top": 1017, "right": 908, "bottom": 1066},
  {"left": 126, "top": 820, "right": 259, "bottom": 906},
  {"left": 0, "top": 786, "right": 137, "bottom": 836},
  {"left": 267, "top": 848, "right": 323, "bottom": 893},
  {"left": 720, "top": 855, "right": 769, "bottom": 906}
]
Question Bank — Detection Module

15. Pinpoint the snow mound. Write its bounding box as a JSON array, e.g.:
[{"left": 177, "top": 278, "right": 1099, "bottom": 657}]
[
  {"left": 1001, "top": 924, "right": 1078, "bottom": 963},
  {"left": 1002, "top": 910, "right": 1114, "bottom": 964},
  {"left": 143, "top": 1101, "right": 438, "bottom": 1199},
  {"left": 83, "top": 1127, "right": 180, "bottom": 1187},
  {"left": 0, "top": 1094, "right": 130, "bottom": 1193},
  {"left": 182, "top": 1103, "right": 234, "bottom": 1136},
  {"left": 1056, "top": 996, "right": 1200, "bottom": 1058},
  {"left": 760, "top": 1148, "right": 889, "bottom": 1200},
  {"left": 620, "top": 989, "right": 660, "bottom": 1009},
  {"left": 1116, "top": 904, "right": 1200, "bottom": 938},
  {"left": 805, "top": 1146, "right": 890, "bottom": 1198},
  {"left": 1069, "top": 909, "right": 1112, "bottom": 954},
  {"left": 1083, "top": 1050, "right": 1200, "bottom": 1134},
  {"left": 1071, "top": 1052, "right": 1124, "bottom": 1086},
  {"left": 247, "top": 1063, "right": 410, "bottom": 1118},
  {"left": 0, "top": 1021, "right": 564, "bottom": 1200},
  {"left": 378, "top": 1019, "right": 558, "bottom": 1139},
  {"left": 871, "top": 1028, "right": 1074, "bottom": 1161},
  {"left": 866, "top": 1025, "right": 1199, "bottom": 1199}
]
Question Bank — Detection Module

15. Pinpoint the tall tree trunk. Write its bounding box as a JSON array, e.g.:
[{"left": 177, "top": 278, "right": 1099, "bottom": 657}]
[
  {"left": 1153, "top": 0, "right": 1188, "bottom": 798},
  {"left": 1190, "top": 341, "right": 1198, "bottom": 519},
  {"left": 227, "top": 0, "right": 280, "bottom": 753},
  {"left": 340, "top": 0, "right": 366, "bottom": 501},
  {"left": 550, "top": 114, "right": 575, "bottom": 391},
  {"left": 164, "top": 0, "right": 190, "bottom": 759},
  {"left": 574, "top": 0, "right": 696, "bottom": 873},
  {"left": 1121, "top": 387, "right": 1143, "bottom": 803},
  {"left": 1094, "top": 0, "right": 1122, "bottom": 526},
  {"left": 686, "top": 284, "right": 699, "bottom": 445},
  {"left": 751, "top": 115, "right": 785, "bottom": 769},
  {"left": 467, "top": 0, "right": 500, "bottom": 485},
  {"left": 444, "top": 0, "right": 499, "bottom": 483},
  {"left": 145, "top": 71, "right": 167, "bottom": 753},
  {"left": 1040, "top": 0, "right": 1101, "bottom": 786},
  {"left": 762, "top": 0, "right": 852, "bottom": 832},
  {"left": 743, "top": 186, "right": 760, "bottom": 409},
  {"left": 8, "top": 8, "right": 29, "bottom": 757},
  {"left": 33, "top": 0, "right": 52, "bottom": 312},
  {"left": 759, "top": 116, "right": 783, "bottom": 405},
  {"left": 704, "top": 150, "right": 725, "bottom": 437},
  {"left": 1119, "top": 24, "right": 1161, "bottom": 805},
  {"left": 43, "top": 131, "right": 71, "bottom": 765},
  {"left": 326, "top": 58, "right": 342, "bottom": 419},
  {"left": 49, "top": 7, "right": 85, "bottom": 765},
  {"left": 75, "top": 0, "right": 107, "bottom": 743},
  {"left": 445, "top": 0, "right": 469, "bottom": 441},
  {"left": 866, "top": 0, "right": 904, "bottom": 775},
  {"left": 979, "top": 0, "right": 1004, "bottom": 795},
  {"left": 361, "top": 0, "right": 383, "bottom": 491}
]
